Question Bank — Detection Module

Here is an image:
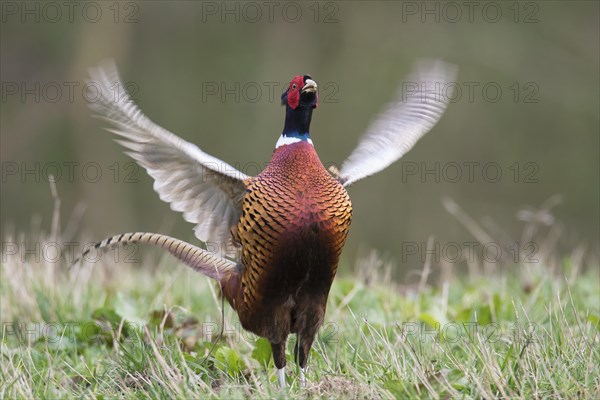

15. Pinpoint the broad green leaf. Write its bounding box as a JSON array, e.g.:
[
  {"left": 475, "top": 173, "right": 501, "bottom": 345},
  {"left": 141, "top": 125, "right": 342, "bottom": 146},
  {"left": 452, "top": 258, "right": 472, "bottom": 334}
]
[
  {"left": 251, "top": 338, "right": 272, "bottom": 367},
  {"left": 215, "top": 346, "right": 246, "bottom": 376}
]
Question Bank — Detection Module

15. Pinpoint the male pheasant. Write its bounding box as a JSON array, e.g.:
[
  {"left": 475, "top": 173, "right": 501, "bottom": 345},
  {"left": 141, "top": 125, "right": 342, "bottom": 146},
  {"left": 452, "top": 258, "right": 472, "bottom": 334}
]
[{"left": 86, "top": 61, "right": 456, "bottom": 387}]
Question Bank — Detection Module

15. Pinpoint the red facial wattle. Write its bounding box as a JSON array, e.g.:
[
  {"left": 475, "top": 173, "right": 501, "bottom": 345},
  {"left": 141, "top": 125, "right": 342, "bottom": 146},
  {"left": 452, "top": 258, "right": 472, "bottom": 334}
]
[{"left": 286, "top": 75, "right": 304, "bottom": 110}]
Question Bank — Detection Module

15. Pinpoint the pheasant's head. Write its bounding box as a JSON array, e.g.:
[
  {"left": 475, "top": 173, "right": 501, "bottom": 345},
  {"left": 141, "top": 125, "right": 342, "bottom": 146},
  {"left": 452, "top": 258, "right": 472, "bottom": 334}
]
[
  {"left": 279, "top": 75, "right": 318, "bottom": 144},
  {"left": 281, "top": 75, "right": 318, "bottom": 110}
]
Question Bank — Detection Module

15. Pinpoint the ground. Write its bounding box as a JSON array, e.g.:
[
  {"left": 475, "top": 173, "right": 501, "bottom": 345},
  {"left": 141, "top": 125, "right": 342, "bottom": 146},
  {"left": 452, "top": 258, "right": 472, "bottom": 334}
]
[{"left": 1, "top": 231, "right": 598, "bottom": 399}]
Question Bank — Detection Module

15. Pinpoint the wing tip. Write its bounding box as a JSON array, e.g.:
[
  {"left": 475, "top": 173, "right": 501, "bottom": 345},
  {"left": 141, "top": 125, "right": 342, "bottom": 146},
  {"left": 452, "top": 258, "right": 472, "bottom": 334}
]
[{"left": 338, "top": 59, "right": 458, "bottom": 187}]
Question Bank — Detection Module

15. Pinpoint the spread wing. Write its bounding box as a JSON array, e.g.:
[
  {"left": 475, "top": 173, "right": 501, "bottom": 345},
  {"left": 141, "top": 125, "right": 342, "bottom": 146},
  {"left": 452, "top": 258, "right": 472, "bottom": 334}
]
[
  {"left": 337, "top": 60, "right": 457, "bottom": 187},
  {"left": 88, "top": 61, "right": 248, "bottom": 258}
]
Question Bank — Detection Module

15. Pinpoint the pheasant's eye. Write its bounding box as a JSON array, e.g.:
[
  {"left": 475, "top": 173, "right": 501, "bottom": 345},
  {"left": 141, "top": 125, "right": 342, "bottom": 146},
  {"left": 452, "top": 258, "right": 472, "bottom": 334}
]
[{"left": 292, "top": 83, "right": 297, "bottom": 89}]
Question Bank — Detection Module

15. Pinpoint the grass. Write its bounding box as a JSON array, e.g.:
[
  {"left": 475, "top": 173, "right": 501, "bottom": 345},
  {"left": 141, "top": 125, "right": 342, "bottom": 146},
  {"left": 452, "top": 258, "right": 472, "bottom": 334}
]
[{"left": 1, "top": 201, "right": 599, "bottom": 398}]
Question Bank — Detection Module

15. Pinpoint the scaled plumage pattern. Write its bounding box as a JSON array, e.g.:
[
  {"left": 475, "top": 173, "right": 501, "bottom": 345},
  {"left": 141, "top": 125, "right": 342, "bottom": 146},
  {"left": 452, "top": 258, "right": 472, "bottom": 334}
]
[{"left": 85, "top": 60, "right": 456, "bottom": 388}]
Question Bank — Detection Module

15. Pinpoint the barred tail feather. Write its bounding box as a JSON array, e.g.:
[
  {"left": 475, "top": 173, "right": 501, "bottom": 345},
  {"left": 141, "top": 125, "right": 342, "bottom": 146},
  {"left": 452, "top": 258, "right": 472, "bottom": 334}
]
[{"left": 80, "top": 232, "right": 237, "bottom": 280}]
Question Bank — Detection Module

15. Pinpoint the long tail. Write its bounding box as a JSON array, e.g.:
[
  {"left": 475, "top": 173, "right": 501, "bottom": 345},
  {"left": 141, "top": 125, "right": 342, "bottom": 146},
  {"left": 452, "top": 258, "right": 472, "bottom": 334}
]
[{"left": 79, "top": 232, "right": 238, "bottom": 280}]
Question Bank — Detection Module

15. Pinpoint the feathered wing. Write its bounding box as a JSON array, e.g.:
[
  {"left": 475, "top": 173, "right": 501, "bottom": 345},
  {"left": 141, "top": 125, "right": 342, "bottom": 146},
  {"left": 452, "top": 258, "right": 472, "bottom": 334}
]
[
  {"left": 88, "top": 61, "right": 249, "bottom": 258},
  {"left": 337, "top": 60, "right": 458, "bottom": 187}
]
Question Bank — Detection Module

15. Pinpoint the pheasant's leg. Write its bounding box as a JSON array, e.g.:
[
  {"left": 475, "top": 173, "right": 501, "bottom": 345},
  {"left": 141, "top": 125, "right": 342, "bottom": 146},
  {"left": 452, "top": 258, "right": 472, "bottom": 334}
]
[
  {"left": 271, "top": 341, "right": 287, "bottom": 389},
  {"left": 293, "top": 341, "right": 307, "bottom": 387},
  {"left": 276, "top": 368, "right": 285, "bottom": 389},
  {"left": 295, "top": 332, "right": 316, "bottom": 388},
  {"left": 296, "top": 334, "right": 315, "bottom": 370}
]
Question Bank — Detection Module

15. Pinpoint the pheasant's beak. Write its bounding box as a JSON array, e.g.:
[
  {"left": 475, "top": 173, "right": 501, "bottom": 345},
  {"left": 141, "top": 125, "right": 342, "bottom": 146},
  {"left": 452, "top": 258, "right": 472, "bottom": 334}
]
[{"left": 301, "top": 79, "right": 318, "bottom": 94}]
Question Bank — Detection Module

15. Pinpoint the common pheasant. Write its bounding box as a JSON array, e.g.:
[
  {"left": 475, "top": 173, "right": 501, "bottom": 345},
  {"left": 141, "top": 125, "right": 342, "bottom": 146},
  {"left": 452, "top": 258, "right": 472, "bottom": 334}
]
[{"left": 85, "top": 61, "right": 456, "bottom": 388}]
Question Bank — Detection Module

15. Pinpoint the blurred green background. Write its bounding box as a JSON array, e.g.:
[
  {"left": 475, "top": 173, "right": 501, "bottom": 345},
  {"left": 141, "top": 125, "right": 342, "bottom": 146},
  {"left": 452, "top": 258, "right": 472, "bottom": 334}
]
[{"left": 1, "top": 1, "right": 598, "bottom": 276}]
